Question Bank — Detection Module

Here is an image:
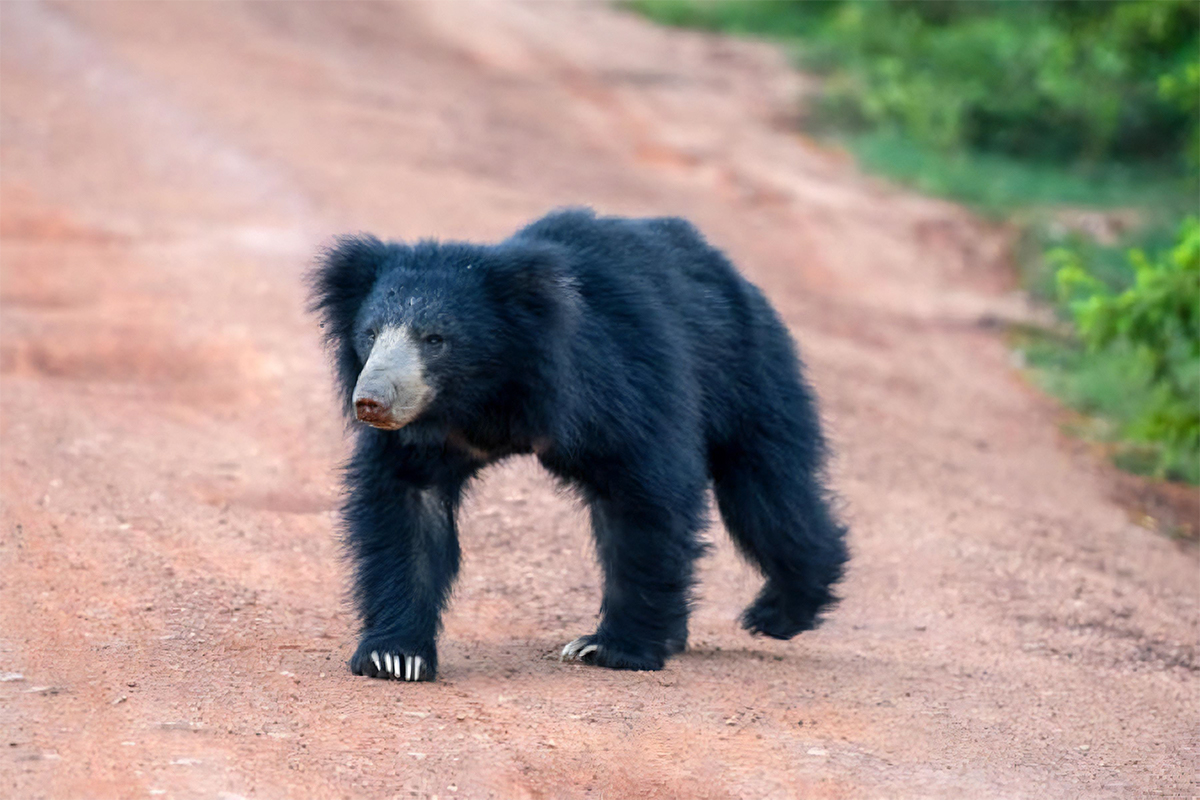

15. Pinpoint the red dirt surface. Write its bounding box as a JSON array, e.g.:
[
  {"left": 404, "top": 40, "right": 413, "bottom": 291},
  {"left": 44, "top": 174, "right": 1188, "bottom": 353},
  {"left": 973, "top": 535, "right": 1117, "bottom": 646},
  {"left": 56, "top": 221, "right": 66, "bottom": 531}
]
[{"left": 2, "top": 3, "right": 1196, "bottom": 798}]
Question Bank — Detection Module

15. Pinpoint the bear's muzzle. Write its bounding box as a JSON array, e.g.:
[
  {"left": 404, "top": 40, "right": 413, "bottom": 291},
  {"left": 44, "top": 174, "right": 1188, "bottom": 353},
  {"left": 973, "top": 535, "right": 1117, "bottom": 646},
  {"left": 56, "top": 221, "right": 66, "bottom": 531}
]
[{"left": 352, "top": 326, "right": 433, "bottom": 430}]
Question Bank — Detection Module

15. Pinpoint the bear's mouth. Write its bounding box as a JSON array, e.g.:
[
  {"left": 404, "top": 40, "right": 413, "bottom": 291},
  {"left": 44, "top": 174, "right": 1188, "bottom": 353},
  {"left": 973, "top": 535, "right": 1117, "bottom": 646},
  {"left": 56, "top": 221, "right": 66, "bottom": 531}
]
[
  {"left": 354, "top": 398, "right": 407, "bottom": 429},
  {"left": 354, "top": 398, "right": 424, "bottom": 430}
]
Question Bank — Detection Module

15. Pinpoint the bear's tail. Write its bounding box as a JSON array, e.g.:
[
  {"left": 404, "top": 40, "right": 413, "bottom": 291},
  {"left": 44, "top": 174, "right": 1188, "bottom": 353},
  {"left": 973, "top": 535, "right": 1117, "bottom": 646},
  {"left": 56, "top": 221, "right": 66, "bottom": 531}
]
[{"left": 710, "top": 405, "right": 848, "bottom": 640}]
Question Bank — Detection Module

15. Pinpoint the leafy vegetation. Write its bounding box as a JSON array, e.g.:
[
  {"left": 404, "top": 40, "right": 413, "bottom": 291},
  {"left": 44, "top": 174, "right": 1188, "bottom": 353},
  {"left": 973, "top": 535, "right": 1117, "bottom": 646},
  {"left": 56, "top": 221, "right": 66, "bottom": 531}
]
[
  {"left": 1030, "top": 219, "right": 1199, "bottom": 483},
  {"left": 846, "top": 131, "right": 1191, "bottom": 218},
  {"left": 633, "top": 1, "right": 1197, "bottom": 166},
  {"left": 631, "top": 0, "right": 1200, "bottom": 485}
]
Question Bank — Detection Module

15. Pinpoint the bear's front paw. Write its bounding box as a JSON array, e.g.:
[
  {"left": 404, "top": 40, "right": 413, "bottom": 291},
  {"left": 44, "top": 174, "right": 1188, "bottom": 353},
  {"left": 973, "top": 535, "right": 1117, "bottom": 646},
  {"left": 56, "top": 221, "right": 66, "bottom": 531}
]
[
  {"left": 559, "top": 633, "right": 665, "bottom": 671},
  {"left": 350, "top": 639, "right": 436, "bottom": 682}
]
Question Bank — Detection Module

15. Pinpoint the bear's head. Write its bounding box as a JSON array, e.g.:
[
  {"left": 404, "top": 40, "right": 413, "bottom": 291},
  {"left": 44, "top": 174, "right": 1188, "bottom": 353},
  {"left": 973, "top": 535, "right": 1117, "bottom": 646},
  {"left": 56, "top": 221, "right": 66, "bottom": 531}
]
[{"left": 309, "top": 234, "right": 575, "bottom": 433}]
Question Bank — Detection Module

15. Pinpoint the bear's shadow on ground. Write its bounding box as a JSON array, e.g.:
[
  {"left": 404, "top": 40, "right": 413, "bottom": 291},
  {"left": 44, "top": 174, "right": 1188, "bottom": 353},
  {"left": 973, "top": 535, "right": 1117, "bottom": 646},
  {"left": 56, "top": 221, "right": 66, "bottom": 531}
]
[{"left": 407, "top": 638, "right": 819, "bottom": 683}]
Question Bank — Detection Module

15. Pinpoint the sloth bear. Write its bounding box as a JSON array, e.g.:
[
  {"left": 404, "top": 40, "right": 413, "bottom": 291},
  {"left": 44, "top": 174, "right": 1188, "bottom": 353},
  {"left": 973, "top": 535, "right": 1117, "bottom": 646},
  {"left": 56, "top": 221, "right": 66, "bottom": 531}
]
[{"left": 310, "top": 209, "right": 847, "bottom": 682}]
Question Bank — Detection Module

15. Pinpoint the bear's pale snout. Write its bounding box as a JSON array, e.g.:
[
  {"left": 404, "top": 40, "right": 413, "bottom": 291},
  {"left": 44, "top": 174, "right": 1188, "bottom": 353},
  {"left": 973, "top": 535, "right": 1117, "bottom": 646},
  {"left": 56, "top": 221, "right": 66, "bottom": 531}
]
[{"left": 352, "top": 325, "right": 433, "bottom": 430}]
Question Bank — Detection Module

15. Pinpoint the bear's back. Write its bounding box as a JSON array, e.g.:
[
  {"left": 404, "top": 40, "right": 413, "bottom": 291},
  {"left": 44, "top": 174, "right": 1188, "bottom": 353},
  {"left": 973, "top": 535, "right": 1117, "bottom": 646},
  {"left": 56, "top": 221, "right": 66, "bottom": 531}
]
[
  {"left": 510, "top": 209, "right": 786, "bottom": 441},
  {"left": 510, "top": 208, "right": 747, "bottom": 315}
]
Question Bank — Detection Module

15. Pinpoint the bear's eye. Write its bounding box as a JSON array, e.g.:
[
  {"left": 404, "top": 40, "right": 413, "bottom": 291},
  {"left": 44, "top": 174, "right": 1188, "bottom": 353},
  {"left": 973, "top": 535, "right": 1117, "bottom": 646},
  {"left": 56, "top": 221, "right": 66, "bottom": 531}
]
[
  {"left": 365, "top": 330, "right": 377, "bottom": 343},
  {"left": 423, "top": 334, "right": 444, "bottom": 346}
]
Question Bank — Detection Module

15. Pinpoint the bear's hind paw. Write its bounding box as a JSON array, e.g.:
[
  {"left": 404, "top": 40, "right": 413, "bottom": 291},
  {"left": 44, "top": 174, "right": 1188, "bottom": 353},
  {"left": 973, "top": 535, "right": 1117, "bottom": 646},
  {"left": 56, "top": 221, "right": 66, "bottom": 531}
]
[{"left": 739, "top": 586, "right": 825, "bottom": 640}]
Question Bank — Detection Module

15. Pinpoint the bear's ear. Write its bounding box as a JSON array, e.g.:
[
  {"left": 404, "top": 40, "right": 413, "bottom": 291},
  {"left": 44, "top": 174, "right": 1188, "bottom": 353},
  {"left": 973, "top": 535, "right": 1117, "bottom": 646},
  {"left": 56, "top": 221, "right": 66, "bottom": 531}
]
[
  {"left": 308, "top": 234, "right": 390, "bottom": 413},
  {"left": 484, "top": 241, "right": 577, "bottom": 326}
]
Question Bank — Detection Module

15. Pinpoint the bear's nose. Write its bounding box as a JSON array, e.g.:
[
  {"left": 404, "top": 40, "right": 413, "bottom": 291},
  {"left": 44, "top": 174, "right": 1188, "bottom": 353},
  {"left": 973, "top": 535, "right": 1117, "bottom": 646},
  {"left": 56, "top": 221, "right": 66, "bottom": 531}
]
[{"left": 355, "top": 397, "right": 390, "bottom": 424}]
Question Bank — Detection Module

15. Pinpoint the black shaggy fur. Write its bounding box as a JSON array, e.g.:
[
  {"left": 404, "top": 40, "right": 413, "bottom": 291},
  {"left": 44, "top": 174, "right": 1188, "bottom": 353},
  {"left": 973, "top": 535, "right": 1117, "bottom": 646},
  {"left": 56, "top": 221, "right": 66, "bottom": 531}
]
[{"left": 310, "top": 209, "right": 848, "bottom": 680}]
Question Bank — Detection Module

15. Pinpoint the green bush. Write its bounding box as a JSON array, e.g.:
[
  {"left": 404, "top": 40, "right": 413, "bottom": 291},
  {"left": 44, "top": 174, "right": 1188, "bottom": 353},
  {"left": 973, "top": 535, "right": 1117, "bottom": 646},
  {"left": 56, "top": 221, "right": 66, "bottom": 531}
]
[
  {"left": 811, "top": 1, "right": 1198, "bottom": 163},
  {"left": 626, "top": 0, "right": 831, "bottom": 37},
  {"left": 1157, "top": 59, "right": 1200, "bottom": 166},
  {"left": 846, "top": 131, "right": 1191, "bottom": 217},
  {"left": 633, "top": 0, "right": 1199, "bottom": 168},
  {"left": 1051, "top": 219, "right": 1200, "bottom": 482}
]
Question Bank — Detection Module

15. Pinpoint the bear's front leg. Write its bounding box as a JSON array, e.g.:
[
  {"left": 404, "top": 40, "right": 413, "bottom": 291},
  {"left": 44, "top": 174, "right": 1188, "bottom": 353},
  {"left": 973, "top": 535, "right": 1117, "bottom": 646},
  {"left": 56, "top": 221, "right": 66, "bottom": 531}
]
[
  {"left": 563, "top": 484, "right": 706, "bottom": 671},
  {"left": 343, "top": 442, "right": 465, "bottom": 682}
]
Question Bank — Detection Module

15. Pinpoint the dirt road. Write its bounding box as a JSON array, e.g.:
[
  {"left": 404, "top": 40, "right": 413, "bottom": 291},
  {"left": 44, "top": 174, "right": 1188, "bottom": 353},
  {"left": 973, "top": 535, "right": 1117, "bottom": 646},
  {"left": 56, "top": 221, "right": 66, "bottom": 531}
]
[{"left": 2, "top": 3, "right": 1195, "bottom": 798}]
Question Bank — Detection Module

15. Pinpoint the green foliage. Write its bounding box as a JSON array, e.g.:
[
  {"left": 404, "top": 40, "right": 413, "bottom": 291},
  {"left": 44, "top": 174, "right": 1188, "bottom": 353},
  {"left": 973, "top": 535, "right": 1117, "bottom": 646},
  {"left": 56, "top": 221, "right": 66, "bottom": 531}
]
[
  {"left": 1046, "top": 219, "right": 1200, "bottom": 482},
  {"left": 846, "top": 131, "right": 1191, "bottom": 218},
  {"left": 812, "top": 0, "right": 1198, "bottom": 163},
  {"left": 1157, "top": 59, "right": 1200, "bottom": 166},
  {"left": 626, "top": 0, "right": 832, "bottom": 38},
  {"left": 633, "top": 0, "right": 1200, "bottom": 168}
]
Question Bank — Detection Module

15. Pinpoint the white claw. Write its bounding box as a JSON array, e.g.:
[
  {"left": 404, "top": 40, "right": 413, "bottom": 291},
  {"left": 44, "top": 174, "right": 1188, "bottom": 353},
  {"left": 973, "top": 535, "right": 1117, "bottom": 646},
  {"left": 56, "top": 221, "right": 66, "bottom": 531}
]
[
  {"left": 371, "top": 651, "right": 382, "bottom": 672},
  {"left": 561, "top": 637, "right": 598, "bottom": 661},
  {"left": 384, "top": 653, "right": 394, "bottom": 677},
  {"left": 406, "top": 656, "right": 414, "bottom": 681},
  {"left": 394, "top": 657, "right": 402, "bottom": 678},
  {"left": 414, "top": 656, "right": 424, "bottom": 680}
]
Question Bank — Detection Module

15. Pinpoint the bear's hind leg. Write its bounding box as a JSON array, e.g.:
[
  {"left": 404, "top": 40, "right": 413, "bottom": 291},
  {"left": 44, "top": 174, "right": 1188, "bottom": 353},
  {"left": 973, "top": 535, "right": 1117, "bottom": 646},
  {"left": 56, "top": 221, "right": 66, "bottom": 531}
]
[{"left": 711, "top": 435, "right": 848, "bottom": 640}]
